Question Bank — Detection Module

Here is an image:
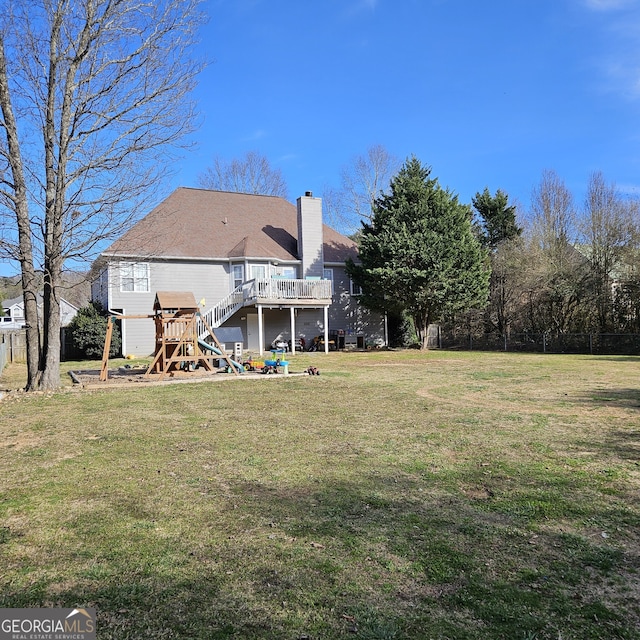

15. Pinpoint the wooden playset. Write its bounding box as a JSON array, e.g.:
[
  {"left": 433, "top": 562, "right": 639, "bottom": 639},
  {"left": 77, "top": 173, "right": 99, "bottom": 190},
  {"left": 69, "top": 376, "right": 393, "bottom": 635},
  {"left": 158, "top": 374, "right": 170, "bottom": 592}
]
[{"left": 99, "top": 291, "right": 239, "bottom": 381}]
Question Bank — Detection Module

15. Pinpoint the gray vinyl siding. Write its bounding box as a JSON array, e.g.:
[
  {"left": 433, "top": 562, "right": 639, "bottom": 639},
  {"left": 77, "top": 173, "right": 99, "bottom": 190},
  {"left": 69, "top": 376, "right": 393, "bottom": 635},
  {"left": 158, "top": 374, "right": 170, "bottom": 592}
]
[
  {"left": 90, "top": 268, "right": 109, "bottom": 310},
  {"left": 327, "top": 265, "right": 385, "bottom": 343},
  {"left": 151, "top": 261, "right": 230, "bottom": 304},
  {"left": 293, "top": 309, "right": 328, "bottom": 343}
]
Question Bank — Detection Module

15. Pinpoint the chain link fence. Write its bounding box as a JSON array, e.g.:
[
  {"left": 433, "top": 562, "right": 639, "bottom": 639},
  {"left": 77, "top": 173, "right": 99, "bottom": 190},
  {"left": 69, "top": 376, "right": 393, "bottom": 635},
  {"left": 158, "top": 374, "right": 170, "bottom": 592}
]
[{"left": 435, "top": 330, "right": 640, "bottom": 355}]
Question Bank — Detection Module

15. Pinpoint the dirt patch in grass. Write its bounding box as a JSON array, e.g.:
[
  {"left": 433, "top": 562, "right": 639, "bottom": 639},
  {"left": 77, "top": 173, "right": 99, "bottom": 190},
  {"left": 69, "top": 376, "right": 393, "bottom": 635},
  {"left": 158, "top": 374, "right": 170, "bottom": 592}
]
[
  {"left": 0, "top": 431, "right": 46, "bottom": 451},
  {"left": 69, "top": 366, "right": 306, "bottom": 389}
]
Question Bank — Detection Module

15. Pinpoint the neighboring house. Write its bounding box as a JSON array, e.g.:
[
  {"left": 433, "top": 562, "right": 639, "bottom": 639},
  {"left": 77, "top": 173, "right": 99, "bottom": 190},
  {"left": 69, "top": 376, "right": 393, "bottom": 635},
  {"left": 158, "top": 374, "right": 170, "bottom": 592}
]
[
  {"left": 0, "top": 294, "right": 79, "bottom": 330},
  {"left": 91, "top": 188, "right": 385, "bottom": 356}
]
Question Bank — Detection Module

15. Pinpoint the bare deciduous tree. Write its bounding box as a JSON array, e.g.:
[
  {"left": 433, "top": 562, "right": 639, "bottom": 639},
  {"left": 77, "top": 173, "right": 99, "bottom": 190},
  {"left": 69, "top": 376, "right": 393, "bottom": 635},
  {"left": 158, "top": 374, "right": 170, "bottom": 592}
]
[
  {"left": 579, "top": 171, "right": 636, "bottom": 331},
  {"left": 527, "top": 170, "right": 590, "bottom": 334},
  {"left": 323, "top": 144, "right": 400, "bottom": 234},
  {"left": 530, "top": 169, "right": 576, "bottom": 262},
  {"left": 0, "top": 0, "right": 205, "bottom": 390},
  {"left": 198, "top": 150, "right": 288, "bottom": 198}
]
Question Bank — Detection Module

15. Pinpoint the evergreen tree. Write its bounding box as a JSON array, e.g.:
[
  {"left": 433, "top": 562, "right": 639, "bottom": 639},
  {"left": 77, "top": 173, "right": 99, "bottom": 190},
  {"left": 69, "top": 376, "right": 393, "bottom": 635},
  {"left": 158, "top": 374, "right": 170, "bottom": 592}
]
[
  {"left": 348, "top": 157, "right": 490, "bottom": 348},
  {"left": 472, "top": 188, "right": 523, "bottom": 336},
  {"left": 472, "top": 187, "right": 522, "bottom": 251}
]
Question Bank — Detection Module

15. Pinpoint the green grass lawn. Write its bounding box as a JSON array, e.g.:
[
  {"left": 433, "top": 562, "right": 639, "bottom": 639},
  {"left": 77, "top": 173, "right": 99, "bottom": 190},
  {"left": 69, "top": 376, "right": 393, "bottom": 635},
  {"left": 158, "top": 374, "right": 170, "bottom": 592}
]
[{"left": 1, "top": 350, "right": 639, "bottom": 639}]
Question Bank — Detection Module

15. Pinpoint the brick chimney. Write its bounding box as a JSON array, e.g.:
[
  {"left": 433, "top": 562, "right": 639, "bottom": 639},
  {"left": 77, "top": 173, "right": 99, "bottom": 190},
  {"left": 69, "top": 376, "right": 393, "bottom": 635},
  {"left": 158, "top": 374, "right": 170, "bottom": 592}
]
[{"left": 297, "top": 192, "right": 324, "bottom": 278}]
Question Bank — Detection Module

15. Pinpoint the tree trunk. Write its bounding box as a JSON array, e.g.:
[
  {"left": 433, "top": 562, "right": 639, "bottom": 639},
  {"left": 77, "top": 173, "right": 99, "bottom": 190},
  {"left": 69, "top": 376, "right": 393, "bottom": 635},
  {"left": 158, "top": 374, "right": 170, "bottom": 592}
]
[
  {"left": 0, "top": 36, "right": 41, "bottom": 389},
  {"left": 21, "top": 273, "right": 42, "bottom": 391},
  {"left": 38, "top": 5, "right": 67, "bottom": 391},
  {"left": 413, "top": 311, "right": 430, "bottom": 350},
  {"left": 39, "top": 262, "right": 62, "bottom": 390}
]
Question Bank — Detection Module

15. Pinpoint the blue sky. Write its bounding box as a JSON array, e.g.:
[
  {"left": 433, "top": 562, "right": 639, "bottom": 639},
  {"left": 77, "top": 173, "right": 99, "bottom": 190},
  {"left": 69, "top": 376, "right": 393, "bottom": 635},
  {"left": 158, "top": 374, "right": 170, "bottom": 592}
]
[{"left": 173, "top": 0, "right": 640, "bottom": 217}]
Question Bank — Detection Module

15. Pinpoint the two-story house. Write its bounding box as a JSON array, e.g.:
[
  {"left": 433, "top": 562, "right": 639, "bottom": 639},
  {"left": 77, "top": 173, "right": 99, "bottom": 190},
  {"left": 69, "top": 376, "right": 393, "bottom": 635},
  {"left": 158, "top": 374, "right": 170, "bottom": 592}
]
[
  {"left": 1, "top": 294, "right": 79, "bottom": 330},
  {"left": 91, "top": 188, "right": 385, "bottom": 356}
]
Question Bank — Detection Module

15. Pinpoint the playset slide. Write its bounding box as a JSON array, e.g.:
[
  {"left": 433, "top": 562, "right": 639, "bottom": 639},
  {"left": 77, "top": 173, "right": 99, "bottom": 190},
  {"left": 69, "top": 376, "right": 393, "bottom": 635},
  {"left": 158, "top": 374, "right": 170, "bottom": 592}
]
[{"left": 197, "top": 338, "right": 244, "bottom": 373}]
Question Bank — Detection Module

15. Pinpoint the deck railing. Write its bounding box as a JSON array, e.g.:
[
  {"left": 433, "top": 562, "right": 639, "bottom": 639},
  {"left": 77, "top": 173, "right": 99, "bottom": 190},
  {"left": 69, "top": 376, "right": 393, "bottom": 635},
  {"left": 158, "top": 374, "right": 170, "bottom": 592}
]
[
  {"left": 197, "top": 285, "right": 244, "bottom": 334},
  {"left": 244, "top": 278, "right": 332, "bottom": 302}
]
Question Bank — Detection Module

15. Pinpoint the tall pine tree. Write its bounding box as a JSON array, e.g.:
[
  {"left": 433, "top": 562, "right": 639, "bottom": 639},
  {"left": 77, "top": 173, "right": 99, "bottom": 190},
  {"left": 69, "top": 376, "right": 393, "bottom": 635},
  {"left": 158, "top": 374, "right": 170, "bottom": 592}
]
[
  {"left": 348, "top": 157, "right": 490, "bottom": 348},
  {"left": 472, "top": 187, "right": 523, "bottom": 336},
  {"left": 472, "top": 187, "right": 522, "bottom": 251}
]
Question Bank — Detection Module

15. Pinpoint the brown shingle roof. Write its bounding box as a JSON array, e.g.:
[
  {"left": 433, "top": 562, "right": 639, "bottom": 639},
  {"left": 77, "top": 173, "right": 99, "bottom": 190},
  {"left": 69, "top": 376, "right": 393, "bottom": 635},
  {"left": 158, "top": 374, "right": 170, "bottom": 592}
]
[
  {"left": 103, "top": 188, "right": 358, "bottom": 263},
  {"left": 154, "top": 291, "right": 198, "bottom": 311}
]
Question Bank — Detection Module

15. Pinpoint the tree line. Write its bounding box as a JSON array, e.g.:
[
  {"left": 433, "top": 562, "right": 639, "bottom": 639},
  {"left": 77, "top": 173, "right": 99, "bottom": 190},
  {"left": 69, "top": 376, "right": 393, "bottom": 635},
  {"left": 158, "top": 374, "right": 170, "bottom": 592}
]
[
  {"left": 344, "top": 157, "right": 640, "bottom": 347},
  {"left": 468, "top": 169, "right": 640, "bottom": 344}
]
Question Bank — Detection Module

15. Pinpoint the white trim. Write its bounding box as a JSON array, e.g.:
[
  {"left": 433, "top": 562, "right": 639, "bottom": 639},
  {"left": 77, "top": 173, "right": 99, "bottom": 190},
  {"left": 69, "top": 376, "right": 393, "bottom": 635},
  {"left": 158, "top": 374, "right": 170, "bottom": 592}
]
[
  {"left": 231, "top": 264, "right": 244, "bottom": 289},
  {"left": 323, "top": 307, "right": 329, "bottom": 353},
  {"left": 258, "top": 305, "right": 264, "bottom": 356}
]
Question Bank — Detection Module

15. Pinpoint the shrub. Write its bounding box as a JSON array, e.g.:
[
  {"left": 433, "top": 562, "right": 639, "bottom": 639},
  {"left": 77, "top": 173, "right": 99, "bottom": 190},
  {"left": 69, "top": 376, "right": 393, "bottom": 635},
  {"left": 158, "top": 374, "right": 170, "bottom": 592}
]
[{"left": 67, "top": 301, "right": 121, "bottom": 359}]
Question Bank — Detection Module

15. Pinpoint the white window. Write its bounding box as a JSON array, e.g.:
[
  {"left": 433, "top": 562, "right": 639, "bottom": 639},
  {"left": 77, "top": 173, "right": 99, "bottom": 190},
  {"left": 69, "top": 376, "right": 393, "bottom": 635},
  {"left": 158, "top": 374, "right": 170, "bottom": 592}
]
[
  {"left": 282, "top": 266, "right": 297, "bottom": 279},
  {"left": 350, "top": 280, "right": 363, "bottom": 296},
  {"left": 323, "top": 268, "right": 333, "bottom": 281},
  {"left": 251, "top": 265, "right": 266, "bottom": 280},
  {"left": 232, "top": 264, "right": 244, "bottom": 289},
  {"left": 120, "top": 262, "right": 149, "bottom": 292}
]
